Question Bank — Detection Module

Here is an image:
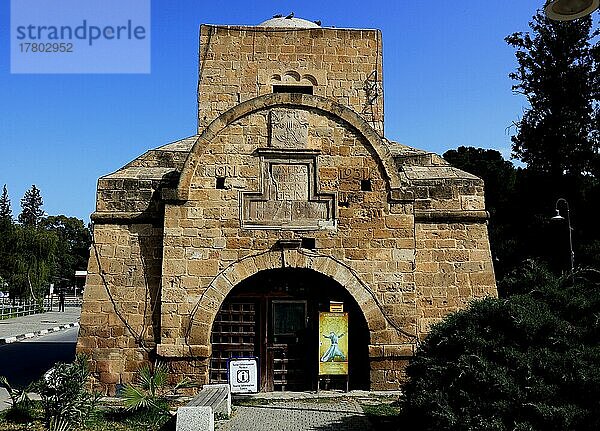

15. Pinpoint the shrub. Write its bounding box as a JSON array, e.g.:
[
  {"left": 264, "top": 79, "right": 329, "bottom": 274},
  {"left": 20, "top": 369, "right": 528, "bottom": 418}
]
[
  {"left": 497, "top": 259, "right": 559, "bottom": 297},
  {"left": 0, "top": 375, "right": 33, "bottom": 421},
  {"left": 402, "top": 269, "right": 600, "bottom": 431},
  {"left": 34, "top": 354, "right": 99, "bottom": 429},
  {"left": 122, "top": 361, "right": 192, "bottom": 412},
  {"left": 123, "top": 362, "right": 169, "bottom": 412}
]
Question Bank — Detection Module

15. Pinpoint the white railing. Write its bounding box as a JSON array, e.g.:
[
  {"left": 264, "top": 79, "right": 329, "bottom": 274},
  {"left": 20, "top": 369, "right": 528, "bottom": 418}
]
[
  {"left": 0, "top": 295, "right": 82, "bottom": 319},
  {"left": 44, "top": 295, "right": 83, "bottom": 310},
  {"left": 0, "top": 297, "right": 43, "bottom": 319}
]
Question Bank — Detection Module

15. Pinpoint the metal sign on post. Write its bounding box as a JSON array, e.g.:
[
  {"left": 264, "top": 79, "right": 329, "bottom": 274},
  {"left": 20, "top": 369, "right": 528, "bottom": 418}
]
[{"left": 228, "top": 357, "right": 259, "bottom": 394}]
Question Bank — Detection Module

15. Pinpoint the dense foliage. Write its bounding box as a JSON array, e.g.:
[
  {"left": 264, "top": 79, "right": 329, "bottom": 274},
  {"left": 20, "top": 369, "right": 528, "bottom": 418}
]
[
  {"left": 18, "top": 185, "right": 44, "bottom": 227},
  {"left": 443, "top": 147, "right": 600, "bottom": 286},
  {"left": 402, "top": 266, "right": 600, "bottom": 431},
  {"left": 0, "top": 184, "right": 90, "bottom": 299},
  {"left": 505, "top": 11, "right": 599, "bottom": 179},
  {"left": 40, "top": 215, "right": 92, "bottom": 289},
  {"left": 34, "top": 355, "right": 99, "bottom": 429}
]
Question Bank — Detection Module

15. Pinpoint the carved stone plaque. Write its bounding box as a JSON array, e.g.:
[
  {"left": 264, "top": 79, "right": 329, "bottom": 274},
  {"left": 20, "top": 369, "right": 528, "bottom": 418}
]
[
  {"left": 272, "top": 164, "right": 309, "bottom": 201},
  {"left": 270, "top": 109, "right": 308, "bottom": 149},
  {"left": 241, "top": 151, "right": 336, "bottom": 230}
]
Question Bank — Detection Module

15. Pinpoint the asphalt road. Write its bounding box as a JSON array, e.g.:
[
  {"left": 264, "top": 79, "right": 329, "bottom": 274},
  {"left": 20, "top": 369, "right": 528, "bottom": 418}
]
[{"left": 0, "top": 326, "right": 79, "bottom": 389}]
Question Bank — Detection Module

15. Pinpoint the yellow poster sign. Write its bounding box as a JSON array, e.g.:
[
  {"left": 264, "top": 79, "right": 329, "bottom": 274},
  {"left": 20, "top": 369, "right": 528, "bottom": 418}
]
[{"left": 318, "top": 312, "right": 348, "bottom": 375}]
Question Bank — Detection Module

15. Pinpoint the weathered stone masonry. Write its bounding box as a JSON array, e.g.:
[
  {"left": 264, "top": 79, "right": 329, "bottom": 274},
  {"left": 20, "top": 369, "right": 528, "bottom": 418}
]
[{"left": 77, "top": 18, "right": 496, "bottom": 394}]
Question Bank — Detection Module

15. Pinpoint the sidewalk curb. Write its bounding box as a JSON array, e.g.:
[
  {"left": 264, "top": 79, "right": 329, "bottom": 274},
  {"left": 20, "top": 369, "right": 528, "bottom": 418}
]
[{"left": 0, "top": 322, "right": 79, "bottom": 345}]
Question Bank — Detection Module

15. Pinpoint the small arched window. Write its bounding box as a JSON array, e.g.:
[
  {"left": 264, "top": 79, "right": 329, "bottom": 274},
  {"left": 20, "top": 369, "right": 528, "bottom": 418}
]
[{"left": 271, "top": 71, "right": 317, "bottom": 95}]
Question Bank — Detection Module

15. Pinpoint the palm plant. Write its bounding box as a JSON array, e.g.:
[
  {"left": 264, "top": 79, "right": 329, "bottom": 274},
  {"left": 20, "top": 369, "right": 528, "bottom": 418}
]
[
  {"left": 35, "top": 354, "right": 99, "bottom": 429},
  {"left": 0, "top": 375, "right": 31, "bottom": 415},
  {"left": 49, "top": 416, "right": 72, "bottom": 431},
  {"left": 123, "top": 362, "right": 192, "bottom": 412},
  {"left": 123, "top": 362, "right": 168, "bottom": 411}
]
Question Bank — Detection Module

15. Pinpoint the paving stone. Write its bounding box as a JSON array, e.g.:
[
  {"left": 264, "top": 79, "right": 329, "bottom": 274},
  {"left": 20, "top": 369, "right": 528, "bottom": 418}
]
[
  {"left": 177, "top": 406, "right": 214, "bottom": 431},
  {"left": 216, "top": 399, "right": 373, "bottom": 431}
]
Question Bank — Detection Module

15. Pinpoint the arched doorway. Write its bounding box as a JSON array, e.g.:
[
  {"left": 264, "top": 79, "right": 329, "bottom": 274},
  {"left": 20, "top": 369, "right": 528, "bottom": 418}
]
[{"left": 209, "top": 268, "right": 370, "bottom": 391}]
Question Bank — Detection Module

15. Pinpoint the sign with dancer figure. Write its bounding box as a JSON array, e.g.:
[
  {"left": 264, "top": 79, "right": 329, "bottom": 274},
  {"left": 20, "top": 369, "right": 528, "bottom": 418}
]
[{"left": 318, "top": 312, "right": 348, "bottom": 375}]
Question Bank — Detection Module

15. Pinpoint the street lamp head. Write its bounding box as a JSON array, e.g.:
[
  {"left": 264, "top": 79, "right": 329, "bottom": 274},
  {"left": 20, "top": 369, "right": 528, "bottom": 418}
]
[
  {"left": 551, "top": 209, "right": 565, "bottom": 221},
  {"left": 545, "top": 0, "right": 599, "bottom": 21}
]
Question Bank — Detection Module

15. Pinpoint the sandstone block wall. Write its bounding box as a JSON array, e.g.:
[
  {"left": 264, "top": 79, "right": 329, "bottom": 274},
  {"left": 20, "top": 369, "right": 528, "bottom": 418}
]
[
  {"left": 198, "top": 25, "right": 384, "bottom": 134},
  {"left": 77, "top": 223, "right": 162, "bottom": 391},
  {"left": 77, "top": 23, "right": 497, "bottom": 394},
  {"left": 159, "top": 109, "right": 410, "bottom": 345}
]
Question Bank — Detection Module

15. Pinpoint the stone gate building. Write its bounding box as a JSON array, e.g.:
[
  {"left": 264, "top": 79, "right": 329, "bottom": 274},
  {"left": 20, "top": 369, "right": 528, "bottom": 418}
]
[{"left": 77, "top": 17, "right": 496, "bottom": 393}]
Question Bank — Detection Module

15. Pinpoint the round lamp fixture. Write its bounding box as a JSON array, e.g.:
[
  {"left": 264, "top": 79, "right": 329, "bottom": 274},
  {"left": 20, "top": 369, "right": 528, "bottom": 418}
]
[{"left": 545, "top": 0, "right": 599, "bottom": 21}]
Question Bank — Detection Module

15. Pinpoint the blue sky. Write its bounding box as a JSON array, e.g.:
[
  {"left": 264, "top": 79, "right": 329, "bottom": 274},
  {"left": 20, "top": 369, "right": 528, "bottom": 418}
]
[{"left": 0, "top": 1, "right": 556, "bottom": 221}]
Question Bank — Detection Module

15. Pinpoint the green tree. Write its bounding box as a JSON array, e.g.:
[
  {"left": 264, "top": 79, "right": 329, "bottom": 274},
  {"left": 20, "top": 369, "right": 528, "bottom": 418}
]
[
  {"left": 402, "top": 265, "right": 600, "bottom": 430},
  {"left": 505, "top": 11, "right": 599, "bottom": 179},
  {"left": 0, "top": 185, "right": 14, "bottom": 289},
  {"left": 0, "top": 184, "right": 12, "bottom": 221},
  {"left": 10, "top": 225, "right": 57, "bottom": 299},
  {"left": 443, "top": 147, "right": 516, "bottom": 206},
  {"left": 40, "top": 215, "right": 91, "bottom": 288},
  {"left": 0, "top": 185, "right": 91, "bottom": 298},
  {"left": 18, "top": 185, "right": 44, "bottom": 227}
]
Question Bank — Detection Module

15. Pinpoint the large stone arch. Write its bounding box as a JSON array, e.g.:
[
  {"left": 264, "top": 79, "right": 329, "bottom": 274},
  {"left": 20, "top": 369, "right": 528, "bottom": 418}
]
[
  {"left": 175, "top": 92, "right": 404, "bottom": 201},
  {"left": 185, "top": 248, "right": 389, "bottom": 349}
]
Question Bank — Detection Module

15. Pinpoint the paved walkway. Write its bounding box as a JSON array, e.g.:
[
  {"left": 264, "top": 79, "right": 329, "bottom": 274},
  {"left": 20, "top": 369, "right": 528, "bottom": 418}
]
[
  {"left": 218, "top": 399, "right": 372, "bottom": 431},
  {"left": 216, "top": 391, "right": 400, "bottom": 431},
  {"left": 0, "top": 307, "right": 81, "bottom": 344}
]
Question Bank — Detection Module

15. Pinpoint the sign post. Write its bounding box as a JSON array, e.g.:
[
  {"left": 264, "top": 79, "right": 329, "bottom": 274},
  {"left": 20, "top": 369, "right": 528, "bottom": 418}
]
[{"left": 228, "top": 357, "right": 259, "bottom": 394}]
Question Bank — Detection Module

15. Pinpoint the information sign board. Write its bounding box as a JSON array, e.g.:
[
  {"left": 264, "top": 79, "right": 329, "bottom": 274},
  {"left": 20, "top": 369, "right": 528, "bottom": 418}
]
[{"left": 228, "top": 357, "right": 259, "bottom": 394}]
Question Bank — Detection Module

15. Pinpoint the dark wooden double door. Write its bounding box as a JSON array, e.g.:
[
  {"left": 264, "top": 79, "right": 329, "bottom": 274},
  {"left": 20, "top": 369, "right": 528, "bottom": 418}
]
[{"left": 210, "top": 296, "right": 312, "bottom": 391}]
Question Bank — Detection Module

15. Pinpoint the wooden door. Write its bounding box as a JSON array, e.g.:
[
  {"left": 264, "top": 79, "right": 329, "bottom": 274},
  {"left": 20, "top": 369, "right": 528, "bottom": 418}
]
[{"left": 267, "top": 300, "right": 308, "bottom": 391}]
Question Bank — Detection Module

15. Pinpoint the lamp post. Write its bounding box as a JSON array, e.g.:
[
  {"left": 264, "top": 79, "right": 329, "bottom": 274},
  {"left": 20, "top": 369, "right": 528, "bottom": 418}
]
[
  {"left": 551, "top": 198, "right": 575, "bottom": 278},
  {"left": 545, "top": 0, "right": 599, "bottom": 21}
]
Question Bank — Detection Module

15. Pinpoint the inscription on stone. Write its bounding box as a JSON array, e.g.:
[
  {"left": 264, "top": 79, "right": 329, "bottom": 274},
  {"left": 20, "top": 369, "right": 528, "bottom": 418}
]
[
  {"left": 247, "top": 201, "right": 329, "bottom": 222},
  {"left": 270, "top": 109, "right": 308, "bottom": 149},
  {"left": 242, "top": 159, "right": 336, "bottom": 230},
  {"left": 204, "top": 165, "right": 238, "bottom": 177},
  {"left": 271, "top": 164, "right": 309, "bottom": 201},
  {"left": 339, "top": 167, "right": 370, "bottom": 181},
  {"left": 216, "top": 165, "right": 237, "bottom": 177}
]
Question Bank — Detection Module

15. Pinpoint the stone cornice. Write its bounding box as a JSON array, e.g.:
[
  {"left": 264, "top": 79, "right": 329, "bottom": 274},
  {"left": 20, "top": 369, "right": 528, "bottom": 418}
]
[
  {"left": 91, "top": 211, "right": 162, "bottom": 224},
  {"left": 414, "top": 210, "right": 489, "bottom": 223}
]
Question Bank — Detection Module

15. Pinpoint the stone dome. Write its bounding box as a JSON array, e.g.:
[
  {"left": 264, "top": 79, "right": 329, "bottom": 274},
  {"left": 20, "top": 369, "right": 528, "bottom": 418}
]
[{"left": 258, "top": 16, "right": 320, "bottom": 28}]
